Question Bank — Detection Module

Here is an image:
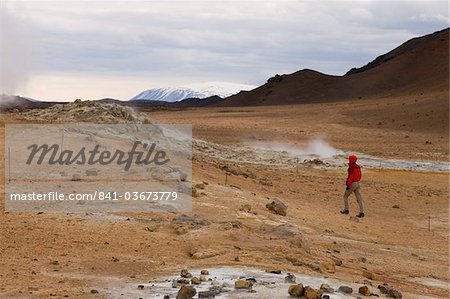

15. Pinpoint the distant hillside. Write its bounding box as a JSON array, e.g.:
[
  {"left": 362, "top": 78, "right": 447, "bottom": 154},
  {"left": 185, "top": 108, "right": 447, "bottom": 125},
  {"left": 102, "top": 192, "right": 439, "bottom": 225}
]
[
  {"left": 220, "top": 28, "right": 449, "bottom": 106},
  {"left": 0, "top": 95, "right": 56, "bottom": 111},
  {"left": 0, "top": 94, "right": 224, "bottom": 112},
  {"left": 99, "top": 95, "right": 224, "bottom": 109}
]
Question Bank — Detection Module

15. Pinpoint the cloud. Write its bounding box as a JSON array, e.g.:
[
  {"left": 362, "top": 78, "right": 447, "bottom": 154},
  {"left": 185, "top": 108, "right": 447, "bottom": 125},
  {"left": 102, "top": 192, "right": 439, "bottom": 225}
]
[
  {"left": 1, "top": 0, "right": 449, "bottom": 101},
  {"left": 350, "top": 7, "right": 374, "bottom": 20}
]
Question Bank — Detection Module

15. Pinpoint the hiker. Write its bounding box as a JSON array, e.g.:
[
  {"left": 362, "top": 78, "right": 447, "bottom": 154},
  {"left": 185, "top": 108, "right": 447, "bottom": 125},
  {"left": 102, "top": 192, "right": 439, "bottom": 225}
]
[{"left": 341, "top": 154, "right": 365, "bottom": 218}]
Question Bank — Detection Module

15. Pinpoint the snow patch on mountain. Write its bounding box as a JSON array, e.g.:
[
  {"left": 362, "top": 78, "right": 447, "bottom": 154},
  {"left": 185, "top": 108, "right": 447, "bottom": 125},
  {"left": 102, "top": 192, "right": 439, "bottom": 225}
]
[{"left": 131, "top": 82, "right": 256, "bottom": 102}]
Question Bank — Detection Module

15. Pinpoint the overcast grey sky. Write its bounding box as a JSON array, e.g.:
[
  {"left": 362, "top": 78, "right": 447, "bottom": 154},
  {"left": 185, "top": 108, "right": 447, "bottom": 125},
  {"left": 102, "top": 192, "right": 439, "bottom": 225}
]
[{"left": 1, "top": 0, "right": 449, "bottom": 101}]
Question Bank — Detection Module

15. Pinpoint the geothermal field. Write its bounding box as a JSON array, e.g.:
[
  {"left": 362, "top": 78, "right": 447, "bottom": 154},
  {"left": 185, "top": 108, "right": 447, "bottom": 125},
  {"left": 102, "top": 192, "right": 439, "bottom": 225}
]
[
  {"left": 0, "top": 89, "right": 448, "bottom": 299},
  {"left": 1, "top": 6, "right": 449, "bottom": 298}
]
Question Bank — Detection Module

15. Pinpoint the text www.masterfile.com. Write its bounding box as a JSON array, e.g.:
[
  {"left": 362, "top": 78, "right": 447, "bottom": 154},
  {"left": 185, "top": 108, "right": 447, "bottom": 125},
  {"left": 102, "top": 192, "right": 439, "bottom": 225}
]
[{"left": 9, "top": 191, "right": 179, "bottom": 201}]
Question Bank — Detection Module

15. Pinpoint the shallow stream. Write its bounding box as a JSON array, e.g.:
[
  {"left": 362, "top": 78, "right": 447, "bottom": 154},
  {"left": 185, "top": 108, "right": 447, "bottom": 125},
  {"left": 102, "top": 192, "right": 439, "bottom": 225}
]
[{"left": 104, "top": 267, "right": 440, "bottom": 299}]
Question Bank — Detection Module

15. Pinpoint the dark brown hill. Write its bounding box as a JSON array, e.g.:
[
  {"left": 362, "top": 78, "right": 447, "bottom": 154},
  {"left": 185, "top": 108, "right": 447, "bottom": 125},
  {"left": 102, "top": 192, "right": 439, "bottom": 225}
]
[{"left": 220, "top": 28, "right": 449, "bottom": 106}]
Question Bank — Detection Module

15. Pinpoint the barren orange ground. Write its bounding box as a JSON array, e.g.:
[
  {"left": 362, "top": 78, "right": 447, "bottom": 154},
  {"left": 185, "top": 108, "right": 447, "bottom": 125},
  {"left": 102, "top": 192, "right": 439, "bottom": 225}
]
[{"left": 0, "top": 93, "right": 448, "bottom": 298}]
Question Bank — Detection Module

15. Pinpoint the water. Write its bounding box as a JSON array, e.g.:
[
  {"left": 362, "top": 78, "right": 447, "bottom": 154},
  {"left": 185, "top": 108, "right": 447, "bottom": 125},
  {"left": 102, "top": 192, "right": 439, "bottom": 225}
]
[
  {"left": 194, "top": 140, "right": 450, "bottom": 173},
  {"left": 106, "top": 267, "right": 367, "bottom": 298},
  {"left": 331, "top": 153, "right": 449, "bottom": 173}
]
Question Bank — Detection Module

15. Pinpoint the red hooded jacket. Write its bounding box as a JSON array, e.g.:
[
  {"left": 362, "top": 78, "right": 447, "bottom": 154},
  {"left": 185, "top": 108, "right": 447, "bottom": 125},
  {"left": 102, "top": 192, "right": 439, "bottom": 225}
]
[{"left": 346, "top": 155, "right": 361, "bottom": 186}]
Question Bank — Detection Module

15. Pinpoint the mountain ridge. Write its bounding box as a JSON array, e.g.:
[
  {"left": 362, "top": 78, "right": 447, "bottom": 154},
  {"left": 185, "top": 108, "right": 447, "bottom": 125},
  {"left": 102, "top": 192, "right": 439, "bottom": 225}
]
[
  {"left": 131, "top": 81, "right": 256, "bottom": 102},
  {"left": 219, "top": 28, "right": 449, "bottom": 107}
]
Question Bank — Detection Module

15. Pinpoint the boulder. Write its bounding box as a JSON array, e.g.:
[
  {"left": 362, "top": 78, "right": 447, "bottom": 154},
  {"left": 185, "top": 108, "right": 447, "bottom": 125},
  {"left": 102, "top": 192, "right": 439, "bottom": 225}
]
[
  {"left": 288, "top": 284, "right": 304, "bottom": 297},
  {"left": 200, "top": 269, "right": 210, "bottom": 275},
  {"left": 235, "top": 280, "right": 253, "bottom": 289},
  {"left": 320, "top": 283, "right": 334, "bottom": 293},
  {"left": 198, "top": 286, "right": 222, "bottom": 298},
  {"left": 180, "top": 269, "right": 193, "bottom": 278},
  {"left": 338, "top": 286, "right": 353, "bottom": 294},
  {"left": 176, "top": 285, "right": 196, "bottom": 299},
  {"left": 266, "top": 198, "right": 288, "bottom": 216},
  {"left": 191, "top": 277, "right": 201, "bottom": 285},
  {"left": 304, "top": 286, "right": 323, "bottom": 299},
  {"left": 198, "top": 290, "right": 216, "bottom": 298},
  {"left": 378, "top": 284, "right": 402, "bottom": 298},
  {"left": 285, "top": 273, "right": 296, "bottom": 283},
  {"left": 172, "top": 278, "right": 190, "bottom": 288},
  {"left": 265, "top": 269, "right": 282, "bottom": 274},
  {"left": 359, "top": 285, "right": 371, "bottom": 296}
]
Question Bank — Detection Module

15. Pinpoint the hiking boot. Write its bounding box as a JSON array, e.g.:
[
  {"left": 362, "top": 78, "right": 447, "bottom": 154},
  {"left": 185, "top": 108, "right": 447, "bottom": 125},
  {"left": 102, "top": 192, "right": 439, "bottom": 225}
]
[
  {"left": 356, "top": 212, "right": 365, "bottom": 218},
  {"left": 340, "top": 209, "right": 349, "bottom": 215}
]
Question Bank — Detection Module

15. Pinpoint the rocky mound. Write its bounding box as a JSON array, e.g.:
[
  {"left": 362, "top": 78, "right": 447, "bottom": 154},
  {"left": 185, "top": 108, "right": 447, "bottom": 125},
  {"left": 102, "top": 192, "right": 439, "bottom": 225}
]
[{"left": 19, "top": 99, "right": 151, "bottom": 123}]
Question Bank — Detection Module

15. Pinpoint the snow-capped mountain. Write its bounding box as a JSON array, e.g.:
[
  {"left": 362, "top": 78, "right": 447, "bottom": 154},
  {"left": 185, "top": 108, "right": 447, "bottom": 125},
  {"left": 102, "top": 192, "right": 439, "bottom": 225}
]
[{"left": 131, "top": 82, "right": 256, "bottom": 102}]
